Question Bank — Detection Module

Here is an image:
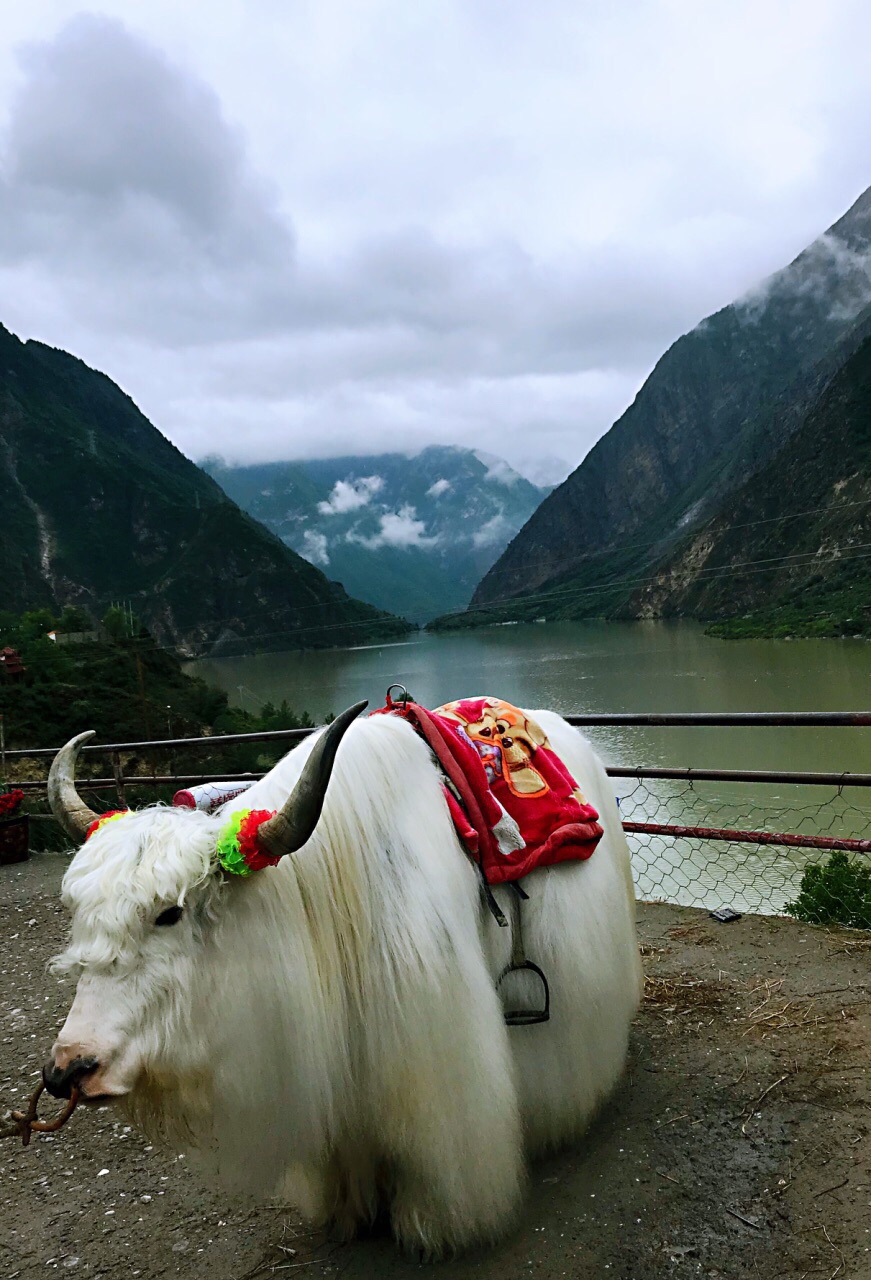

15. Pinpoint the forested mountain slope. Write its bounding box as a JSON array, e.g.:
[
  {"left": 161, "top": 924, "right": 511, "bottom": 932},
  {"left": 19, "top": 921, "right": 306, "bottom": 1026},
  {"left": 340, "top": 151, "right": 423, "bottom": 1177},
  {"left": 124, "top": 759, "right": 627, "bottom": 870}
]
[
  {"left": 0, "top": 324, "right": 410, "bottom": 654},
  {"left": 630, "top": 331, "right": 871, "bottom": 636}
]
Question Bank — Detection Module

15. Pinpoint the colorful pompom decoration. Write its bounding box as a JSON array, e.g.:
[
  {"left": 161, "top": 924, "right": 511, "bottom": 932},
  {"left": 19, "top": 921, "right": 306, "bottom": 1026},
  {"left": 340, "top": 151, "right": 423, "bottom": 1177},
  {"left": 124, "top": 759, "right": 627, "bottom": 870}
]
[
  {"left": 85, "top": 810, "right": 129, "bottom": 841},
  {"left": 216, "top": 809, "right": 282, "bottom": 876}
]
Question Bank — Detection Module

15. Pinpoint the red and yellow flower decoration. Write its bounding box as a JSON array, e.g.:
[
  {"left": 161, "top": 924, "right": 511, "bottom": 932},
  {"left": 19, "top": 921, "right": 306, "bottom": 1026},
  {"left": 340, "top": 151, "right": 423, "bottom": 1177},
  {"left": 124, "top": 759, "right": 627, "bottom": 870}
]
[{"left": 85, "top": 810, "right": 129, "bottom": 841}]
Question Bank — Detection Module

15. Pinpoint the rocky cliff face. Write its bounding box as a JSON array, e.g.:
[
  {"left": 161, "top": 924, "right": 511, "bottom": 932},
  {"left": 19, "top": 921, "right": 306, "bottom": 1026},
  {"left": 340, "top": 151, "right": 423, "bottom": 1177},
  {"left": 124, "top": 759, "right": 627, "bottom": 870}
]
[
  {"left": 0, "top": 324, "right": 410, "bottom": 653},
  {"left": 631, "top": 329, "right": 871, "bottom": 633},
  {"left": 466, "top": 185, "right": 871, "bottom": 625},
  {"left": 208, "top": 447, "right": 548, "bottom": 622}
]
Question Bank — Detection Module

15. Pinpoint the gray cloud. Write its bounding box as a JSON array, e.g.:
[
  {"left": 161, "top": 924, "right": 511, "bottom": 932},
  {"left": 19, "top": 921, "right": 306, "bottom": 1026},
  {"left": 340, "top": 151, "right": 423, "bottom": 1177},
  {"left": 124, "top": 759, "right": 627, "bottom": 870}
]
[
  {"left": 472, "top": 513, "right": 515, "bottom": 550},
  {"left": 0, "top": 14, "right": 294, "bottom": 344},
  {"left": 300, "top": 529, "right": 329, "bottom": 567},
  {"left": 347, "top": 506, "right": 436, "bottom": 551},
  {"left": 475, "top": 453, "right": 524, "bottom": 487},
  {"left": 317, "top": 476, "right": 384, "bottom": 515},
  {"left": 738, "top": 229, "right": 871, "bottom": 325},
  {"left": 1, "top": 5, "right": 871, "bottom": 482}
]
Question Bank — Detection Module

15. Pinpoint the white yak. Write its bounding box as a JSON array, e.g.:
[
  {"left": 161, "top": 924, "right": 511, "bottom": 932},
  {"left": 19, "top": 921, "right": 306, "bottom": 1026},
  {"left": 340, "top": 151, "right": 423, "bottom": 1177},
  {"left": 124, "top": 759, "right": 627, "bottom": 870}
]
[{"left": 44, "top": 701, "right": 641, "bottom": 1256}]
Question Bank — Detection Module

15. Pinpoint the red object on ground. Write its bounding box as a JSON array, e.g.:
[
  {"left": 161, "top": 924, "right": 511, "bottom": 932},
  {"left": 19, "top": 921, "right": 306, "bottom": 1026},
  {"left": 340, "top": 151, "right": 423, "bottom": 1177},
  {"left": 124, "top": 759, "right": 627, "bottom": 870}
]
[{"left": 0, "top": 647, "right": 25, "bottom": 680}]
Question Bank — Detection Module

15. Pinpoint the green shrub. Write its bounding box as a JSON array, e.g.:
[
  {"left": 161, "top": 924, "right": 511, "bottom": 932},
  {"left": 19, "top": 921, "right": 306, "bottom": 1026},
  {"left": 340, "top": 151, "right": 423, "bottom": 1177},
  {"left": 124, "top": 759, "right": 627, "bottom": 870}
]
[
  {"left": 786, "top": 851, "right": 871, "bottom": 930},
  {"left": 0, "top": 610, "right": 314, "bottom": 768}
]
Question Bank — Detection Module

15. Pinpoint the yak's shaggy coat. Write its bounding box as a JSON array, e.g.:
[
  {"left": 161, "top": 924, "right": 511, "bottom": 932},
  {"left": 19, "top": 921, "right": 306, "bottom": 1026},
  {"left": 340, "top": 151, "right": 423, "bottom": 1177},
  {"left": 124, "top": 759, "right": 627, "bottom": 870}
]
[{"left": 54, "top": 710, "right": 642, "bottom": 1255}]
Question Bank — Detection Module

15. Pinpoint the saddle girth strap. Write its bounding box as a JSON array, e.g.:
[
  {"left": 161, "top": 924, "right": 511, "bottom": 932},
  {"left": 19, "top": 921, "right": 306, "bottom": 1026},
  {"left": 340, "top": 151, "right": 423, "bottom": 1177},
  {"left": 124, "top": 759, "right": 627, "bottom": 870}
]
[{"left": 389, "top": 701, "right": 509, "bottom": 925}]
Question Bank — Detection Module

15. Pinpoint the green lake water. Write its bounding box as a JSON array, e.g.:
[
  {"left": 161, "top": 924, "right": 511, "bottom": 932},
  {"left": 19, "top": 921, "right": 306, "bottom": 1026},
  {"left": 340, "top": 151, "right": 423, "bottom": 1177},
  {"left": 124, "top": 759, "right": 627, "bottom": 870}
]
[{"left": 188, "top": 622, "right": 871, "bottom": 914}]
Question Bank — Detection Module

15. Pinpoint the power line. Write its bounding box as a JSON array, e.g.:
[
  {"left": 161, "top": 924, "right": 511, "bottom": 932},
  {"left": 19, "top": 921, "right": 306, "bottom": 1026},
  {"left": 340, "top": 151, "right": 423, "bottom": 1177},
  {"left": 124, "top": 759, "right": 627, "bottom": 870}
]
[
  {"left": 9, "top": 490, "right": 871, "bottom": 656},
  {"left": 249, "top": 491, "right": 871, "bottom": 595},
  {"left": 115, "top": 489, "right": 871, "bottom": 635},
  {"left": 443, "top": 542, "right": 871, "bottom": 623},
  {"left": 471, "top": 493, "right": 871, "bottom": 590},
  {"left": 97, "top": 490, "right": 871, "bottom": 646},
  {"left": 118, "top": 534, "right": 871, "bottom": 652}
]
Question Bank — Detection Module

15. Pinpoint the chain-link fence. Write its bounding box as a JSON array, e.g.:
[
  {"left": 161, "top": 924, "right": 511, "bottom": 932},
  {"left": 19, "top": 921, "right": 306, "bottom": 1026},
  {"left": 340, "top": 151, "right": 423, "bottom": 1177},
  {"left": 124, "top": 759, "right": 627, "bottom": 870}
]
[
  {"left": 615, "top": 773, "right": 871, "bottom": 916},
  {"left": 561, "top": 713, "right": 871, "bottom": 924},
  {"left": 5, "top": 713, "right": 871, "bottom": 926}
]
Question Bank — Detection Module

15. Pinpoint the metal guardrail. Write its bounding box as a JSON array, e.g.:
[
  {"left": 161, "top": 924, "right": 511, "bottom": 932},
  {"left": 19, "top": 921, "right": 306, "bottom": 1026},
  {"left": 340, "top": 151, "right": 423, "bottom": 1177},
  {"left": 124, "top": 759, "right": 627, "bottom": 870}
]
[
  {"left": 14, "top": 773, "right": 265, "bottom": 792},
  {"left": 566, "top": 712, "right": 871, "bottom": 726},
  {"left": 3, "top": 711, "right": 865, "bottom": 921},
  {"left": 608, "top": 765, "right": 871, "bottom": 786},
  {"left": 7, "top": 710, "right": 871, "bottom": 759},
  {"left": 6, "top": 711, "right": 871, "bottom": 849},
  {"left": 622, "top": 821, "right": 871, "bottom": 855},
  {"left": 10, "top": 709, "right": 871, "bottom": 763},
  {"left": 14, "top": 765, "right": 871, "bottom": 793},
  {"left": 3, "top": 727, "right": 313, "bottom": 759},
  {"left": 6, "top": 716, "right": 871, "bottom": 883}
]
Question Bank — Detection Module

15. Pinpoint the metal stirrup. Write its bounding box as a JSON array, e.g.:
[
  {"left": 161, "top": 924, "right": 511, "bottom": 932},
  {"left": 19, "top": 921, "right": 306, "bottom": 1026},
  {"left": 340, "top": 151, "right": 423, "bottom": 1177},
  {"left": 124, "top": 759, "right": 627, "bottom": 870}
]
[{"left": 495, "top": 887, "right": 550, "bottom": 1026}]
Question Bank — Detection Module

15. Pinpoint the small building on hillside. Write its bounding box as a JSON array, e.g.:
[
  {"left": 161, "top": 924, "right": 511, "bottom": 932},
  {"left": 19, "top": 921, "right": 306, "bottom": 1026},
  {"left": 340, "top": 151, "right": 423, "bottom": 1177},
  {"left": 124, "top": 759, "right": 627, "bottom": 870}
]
[{"left": 46, "top": 629, "right": 106, "bottom": 646}]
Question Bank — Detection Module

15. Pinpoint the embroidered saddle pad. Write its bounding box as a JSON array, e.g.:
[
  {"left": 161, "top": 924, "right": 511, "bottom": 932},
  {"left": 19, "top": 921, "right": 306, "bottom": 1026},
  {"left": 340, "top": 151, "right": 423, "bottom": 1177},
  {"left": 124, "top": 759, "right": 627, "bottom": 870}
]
[{"left": 377, "top": 695, "right": 603, "bottom": 884}]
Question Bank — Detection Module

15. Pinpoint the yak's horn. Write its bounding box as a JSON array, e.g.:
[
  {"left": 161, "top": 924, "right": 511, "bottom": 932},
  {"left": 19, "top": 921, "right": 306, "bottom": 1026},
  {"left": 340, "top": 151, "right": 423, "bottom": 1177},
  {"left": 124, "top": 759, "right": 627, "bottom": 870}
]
[
  {"left": 47, "top": 731, "right": 99, "bottom": 843},
  {"left": 257, "top": 701, "right": 368, "bottom": 859}
]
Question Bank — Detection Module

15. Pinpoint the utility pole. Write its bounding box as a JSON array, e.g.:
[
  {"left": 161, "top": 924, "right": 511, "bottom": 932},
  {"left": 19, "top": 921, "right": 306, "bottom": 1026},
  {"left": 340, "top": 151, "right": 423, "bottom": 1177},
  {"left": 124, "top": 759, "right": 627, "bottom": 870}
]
[{"left": 135, "top": 649, "right": 152, "bottom": 738}]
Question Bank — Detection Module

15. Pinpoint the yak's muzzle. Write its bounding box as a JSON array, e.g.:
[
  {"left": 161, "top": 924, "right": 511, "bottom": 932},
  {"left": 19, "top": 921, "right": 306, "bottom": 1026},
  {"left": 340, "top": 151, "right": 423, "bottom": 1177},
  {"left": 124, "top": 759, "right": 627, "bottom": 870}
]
[{"left": 42, "top": 1056, "right": 99, "bottom": 1100}]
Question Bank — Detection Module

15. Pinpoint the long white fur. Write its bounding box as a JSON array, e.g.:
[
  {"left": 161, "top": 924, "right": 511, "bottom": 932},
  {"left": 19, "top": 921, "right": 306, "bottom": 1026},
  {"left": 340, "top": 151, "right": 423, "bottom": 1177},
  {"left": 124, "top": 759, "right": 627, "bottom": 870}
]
[{"left": 53, "top": 709, "right": 641, "bottom": 1255}]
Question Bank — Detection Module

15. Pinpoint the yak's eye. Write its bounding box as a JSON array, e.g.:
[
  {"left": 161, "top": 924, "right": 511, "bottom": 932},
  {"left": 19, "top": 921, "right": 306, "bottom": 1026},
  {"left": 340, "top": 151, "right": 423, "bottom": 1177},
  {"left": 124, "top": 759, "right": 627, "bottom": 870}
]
[{"left": 155, "top": 905, "right": 184, "bottom": 928}]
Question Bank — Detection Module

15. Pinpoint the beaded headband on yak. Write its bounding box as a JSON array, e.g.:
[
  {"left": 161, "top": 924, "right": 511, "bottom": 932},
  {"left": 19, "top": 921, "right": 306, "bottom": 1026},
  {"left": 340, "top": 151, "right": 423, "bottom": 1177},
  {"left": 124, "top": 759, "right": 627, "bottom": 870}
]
[{"left": 85, "top": 807, "right": 282, "bottom": 877}]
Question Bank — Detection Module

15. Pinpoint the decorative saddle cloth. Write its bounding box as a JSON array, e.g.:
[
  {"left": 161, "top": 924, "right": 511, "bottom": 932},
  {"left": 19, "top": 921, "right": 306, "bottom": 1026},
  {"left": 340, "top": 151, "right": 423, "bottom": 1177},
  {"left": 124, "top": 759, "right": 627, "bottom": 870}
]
[{"left": 375, "top": 694, "right": 603, "bottom": 885}]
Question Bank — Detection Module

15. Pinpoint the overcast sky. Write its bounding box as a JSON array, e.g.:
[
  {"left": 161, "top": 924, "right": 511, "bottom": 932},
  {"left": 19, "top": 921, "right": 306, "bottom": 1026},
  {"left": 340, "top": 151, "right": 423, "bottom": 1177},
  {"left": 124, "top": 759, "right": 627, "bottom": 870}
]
[{"left": 2, "top": 2, "right": 871, "bottom": 484}]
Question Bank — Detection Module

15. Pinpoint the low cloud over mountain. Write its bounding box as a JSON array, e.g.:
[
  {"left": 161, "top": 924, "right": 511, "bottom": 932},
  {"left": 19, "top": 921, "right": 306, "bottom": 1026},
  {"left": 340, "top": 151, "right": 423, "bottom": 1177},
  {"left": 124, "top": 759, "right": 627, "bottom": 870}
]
[{"left": 207, "top": 446, "right": 548, "bottom": 621}]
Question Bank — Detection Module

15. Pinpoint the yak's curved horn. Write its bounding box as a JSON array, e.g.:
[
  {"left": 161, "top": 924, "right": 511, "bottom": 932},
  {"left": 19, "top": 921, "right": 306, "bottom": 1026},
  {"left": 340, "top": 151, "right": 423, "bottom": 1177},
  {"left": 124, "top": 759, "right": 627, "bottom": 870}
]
[
  {"left": 257, "top": 701, "right": 368, "bottom": 859},
  {"left": 47, "top": 730, "right": 99, "bottom": 843}
]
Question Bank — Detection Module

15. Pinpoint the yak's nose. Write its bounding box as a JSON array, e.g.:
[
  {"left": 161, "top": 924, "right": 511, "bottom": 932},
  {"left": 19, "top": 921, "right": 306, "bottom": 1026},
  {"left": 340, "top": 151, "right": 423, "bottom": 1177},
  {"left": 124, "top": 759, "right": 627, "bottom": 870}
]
[{"left": 42, "top": 1056, "right": 99, "bottom": 1099}]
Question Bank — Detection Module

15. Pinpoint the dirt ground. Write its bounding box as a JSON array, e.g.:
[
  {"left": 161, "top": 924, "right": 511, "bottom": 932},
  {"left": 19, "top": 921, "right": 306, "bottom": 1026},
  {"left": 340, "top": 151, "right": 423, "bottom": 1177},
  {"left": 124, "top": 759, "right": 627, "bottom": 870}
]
[{"left": 1, "top": 854, "right": 868, "bottom": 1280}]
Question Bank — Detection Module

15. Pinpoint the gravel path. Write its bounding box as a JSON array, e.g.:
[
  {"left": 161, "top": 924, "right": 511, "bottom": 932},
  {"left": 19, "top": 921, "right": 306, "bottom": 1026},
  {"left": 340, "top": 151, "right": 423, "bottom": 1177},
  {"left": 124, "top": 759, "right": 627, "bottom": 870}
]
[{"left": 1, "top": 855, "right": 868, "bottom": 1279}]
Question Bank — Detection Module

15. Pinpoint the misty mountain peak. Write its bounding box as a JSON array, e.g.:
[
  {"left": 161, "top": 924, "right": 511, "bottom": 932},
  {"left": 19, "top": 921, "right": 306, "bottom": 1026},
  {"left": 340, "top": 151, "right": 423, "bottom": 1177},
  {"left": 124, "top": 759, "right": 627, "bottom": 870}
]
[{"left": 208, "top": 446, "right": 549, "bottom": 622}]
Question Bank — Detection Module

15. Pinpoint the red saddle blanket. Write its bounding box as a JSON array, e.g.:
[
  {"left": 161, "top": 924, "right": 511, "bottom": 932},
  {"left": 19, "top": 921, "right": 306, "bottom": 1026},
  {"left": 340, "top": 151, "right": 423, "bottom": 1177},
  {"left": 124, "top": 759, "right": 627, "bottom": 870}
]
[{"left": 375, "top": 695, "right": 603, "bottom": 884}]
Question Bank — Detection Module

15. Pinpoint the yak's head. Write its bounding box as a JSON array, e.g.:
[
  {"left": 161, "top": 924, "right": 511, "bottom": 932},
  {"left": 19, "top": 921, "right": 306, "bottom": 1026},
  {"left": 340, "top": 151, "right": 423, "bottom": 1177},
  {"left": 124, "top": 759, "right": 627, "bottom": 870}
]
[{"left": 42, "top": 703, "right": 366, "bottom": 1108}]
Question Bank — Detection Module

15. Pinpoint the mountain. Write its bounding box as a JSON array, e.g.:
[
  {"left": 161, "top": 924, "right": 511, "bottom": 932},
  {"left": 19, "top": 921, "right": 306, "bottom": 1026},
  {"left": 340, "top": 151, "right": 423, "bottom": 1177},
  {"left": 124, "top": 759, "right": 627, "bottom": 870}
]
[
  {"left": 631, "top": 328, "right": 871, "bottom": 636},
  {"left": 205, "top": 447, "right": 549, "bottom": 622},
  {"left": 0, "top": 324, "right": 411, "bottom": 654},
  {"left": 457, "top": 185, "right": 871, "bottom": 628}
]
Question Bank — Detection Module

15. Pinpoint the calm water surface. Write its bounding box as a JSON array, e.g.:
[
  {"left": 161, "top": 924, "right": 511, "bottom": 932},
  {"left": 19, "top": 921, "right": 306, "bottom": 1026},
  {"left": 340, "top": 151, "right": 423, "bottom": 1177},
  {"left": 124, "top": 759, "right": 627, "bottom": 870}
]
[{"left": 189, "top": 622, "right": 871, "bottom": 913}]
